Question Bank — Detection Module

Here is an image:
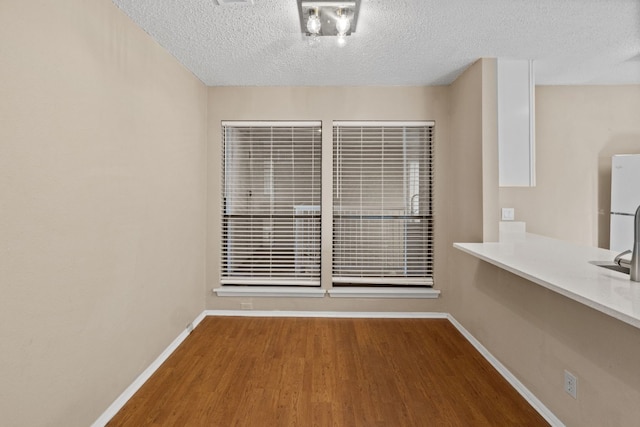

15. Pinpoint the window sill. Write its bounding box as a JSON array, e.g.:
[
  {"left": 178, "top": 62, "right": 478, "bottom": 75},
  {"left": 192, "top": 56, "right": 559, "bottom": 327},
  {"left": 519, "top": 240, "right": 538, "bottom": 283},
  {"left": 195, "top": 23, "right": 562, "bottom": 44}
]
[
  {"left": 214, "top": 286, "right": 441, "bottom": 299},
  {"left": 328, "top": 287, "right": 440, "bottom": 299},
  {"left": 214, "top": 286, "right": 326, "bottom": 298}
]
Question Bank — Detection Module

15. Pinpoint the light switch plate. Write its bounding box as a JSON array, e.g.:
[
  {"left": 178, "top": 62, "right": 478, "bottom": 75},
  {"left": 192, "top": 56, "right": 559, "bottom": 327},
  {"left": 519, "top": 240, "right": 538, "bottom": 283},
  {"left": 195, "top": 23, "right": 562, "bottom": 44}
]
[{"left": 501, "top": 208, "right": 515, "bottom": 221}]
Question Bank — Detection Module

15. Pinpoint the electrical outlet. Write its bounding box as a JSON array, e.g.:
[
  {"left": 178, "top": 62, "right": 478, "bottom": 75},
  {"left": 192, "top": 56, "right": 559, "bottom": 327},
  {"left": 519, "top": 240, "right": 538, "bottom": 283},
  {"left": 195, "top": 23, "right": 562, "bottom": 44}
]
[
  {"left": 241, "top": 302, "right": 253, "bottom": 310},
  {"left": 564, "top": 370, "right": 577, "bottom": 399},
  {"left": 501, "top": 207, "right": 515, "bottom": 221}
]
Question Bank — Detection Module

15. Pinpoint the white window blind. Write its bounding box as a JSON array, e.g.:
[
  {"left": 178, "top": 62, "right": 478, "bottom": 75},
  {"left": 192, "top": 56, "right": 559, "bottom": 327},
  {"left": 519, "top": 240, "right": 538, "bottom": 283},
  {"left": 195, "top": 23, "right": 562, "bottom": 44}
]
[
  {"left": 221, "top": 121, "right": 322, "bottom": 286},
  {"left": 333, "top": 121, "right": 435, "bottom": 287}
]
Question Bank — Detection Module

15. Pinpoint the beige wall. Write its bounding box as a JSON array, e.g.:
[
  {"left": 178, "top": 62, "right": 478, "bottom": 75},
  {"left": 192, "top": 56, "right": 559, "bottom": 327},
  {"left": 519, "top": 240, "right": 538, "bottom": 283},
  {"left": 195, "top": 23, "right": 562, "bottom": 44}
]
[
  {"left": 448, "top": 63, "right": 640, "bottom": 425},
  {"left": 500, "top": 85, "right": 640, "bottom": 247},
  {"left": 445, "top": 57, "right": 500, "bottom": 324},
  {"left": 445, "top": 58, "right": 499, "bottom": 247},
  {"left": 207, "top": 86, "right": 450, "bottom": 311},
  {"left": 0, "top": 1, "right": 207, "bottom": 425},
  {"left": 481, "top": 60, "right": 500, "bottom": 243},
  {"left": 453, "top": 261, "right": 640, "bottom": 426}
]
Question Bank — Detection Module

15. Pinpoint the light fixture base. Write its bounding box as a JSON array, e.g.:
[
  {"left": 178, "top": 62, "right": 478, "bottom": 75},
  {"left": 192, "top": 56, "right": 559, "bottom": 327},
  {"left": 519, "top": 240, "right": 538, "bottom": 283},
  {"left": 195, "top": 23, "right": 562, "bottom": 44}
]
[
  {"left": 214, "top": 0, "right": 254, "bottom": 5},
  {"left": 298, "top": 1, "right": 360, "bottom": 37}
]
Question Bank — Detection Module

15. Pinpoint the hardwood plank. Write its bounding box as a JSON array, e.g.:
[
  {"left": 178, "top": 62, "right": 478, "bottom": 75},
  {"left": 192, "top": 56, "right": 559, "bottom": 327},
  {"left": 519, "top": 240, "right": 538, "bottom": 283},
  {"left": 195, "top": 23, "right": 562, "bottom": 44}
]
[{"left": 107, "top": 317, "right": 549, "bottom": 426}]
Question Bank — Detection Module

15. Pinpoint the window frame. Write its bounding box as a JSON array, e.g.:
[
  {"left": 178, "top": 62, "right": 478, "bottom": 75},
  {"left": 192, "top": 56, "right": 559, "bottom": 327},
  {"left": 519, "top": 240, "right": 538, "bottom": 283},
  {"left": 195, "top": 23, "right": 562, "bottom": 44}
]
[
  {"left": 331, "top": 121, "right": 435, "bottom": 287},
  {"left": 220, "top": 121, "right": 322, "bottom": 287}
]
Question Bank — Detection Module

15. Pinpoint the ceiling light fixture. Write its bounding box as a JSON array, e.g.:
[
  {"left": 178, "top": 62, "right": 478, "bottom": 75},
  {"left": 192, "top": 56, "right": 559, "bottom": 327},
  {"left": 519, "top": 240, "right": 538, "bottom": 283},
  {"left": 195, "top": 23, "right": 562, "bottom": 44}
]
[
  {"left": 335, "top": 9, "right": 350, "bottom": 36},
  {"left": 306, "top": 8, "right": 321, "bottom": 35},
  {"left": 298, "top": 0, "right": 360, "bottom": 45}
]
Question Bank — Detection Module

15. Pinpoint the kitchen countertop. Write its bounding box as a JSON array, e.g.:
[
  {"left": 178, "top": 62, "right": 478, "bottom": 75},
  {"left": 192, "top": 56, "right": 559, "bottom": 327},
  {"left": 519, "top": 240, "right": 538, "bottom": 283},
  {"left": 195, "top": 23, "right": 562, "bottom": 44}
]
[{"left": 454, "top": 233, "right": 640, "bottom": 330}]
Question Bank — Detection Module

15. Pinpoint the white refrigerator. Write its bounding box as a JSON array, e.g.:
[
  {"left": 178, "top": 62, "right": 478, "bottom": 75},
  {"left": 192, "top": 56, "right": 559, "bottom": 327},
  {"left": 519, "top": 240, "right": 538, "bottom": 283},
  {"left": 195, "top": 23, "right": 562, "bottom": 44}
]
[{"left": 610, "top": 154, "right": 640, "bottom": 252}]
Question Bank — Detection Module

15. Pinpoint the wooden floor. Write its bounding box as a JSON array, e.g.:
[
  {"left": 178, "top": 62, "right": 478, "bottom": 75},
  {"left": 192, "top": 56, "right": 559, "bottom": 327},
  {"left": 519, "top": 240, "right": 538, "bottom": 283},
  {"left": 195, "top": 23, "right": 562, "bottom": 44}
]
[{"left": 108, "top": 317, "right": 549, "bottom": 426}]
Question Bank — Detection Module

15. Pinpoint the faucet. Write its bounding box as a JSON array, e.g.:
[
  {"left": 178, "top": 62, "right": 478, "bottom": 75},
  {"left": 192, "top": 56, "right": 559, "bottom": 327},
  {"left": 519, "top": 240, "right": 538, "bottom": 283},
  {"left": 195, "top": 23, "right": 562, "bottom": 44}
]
[
  {"left": 614, "top": 204, "right": 640, "bottom": 281},
  {"left": 632, "top": 205, "right": 640, "bottom": 282}
]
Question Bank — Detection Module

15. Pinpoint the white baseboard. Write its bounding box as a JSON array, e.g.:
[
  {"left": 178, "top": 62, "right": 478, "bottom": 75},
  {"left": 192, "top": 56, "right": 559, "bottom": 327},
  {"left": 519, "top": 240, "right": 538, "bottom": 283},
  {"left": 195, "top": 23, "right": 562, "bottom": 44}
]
[
  {"left": 446, "top": 314, "right": 564, "bottom": 427},
  {"left": 93, "top": 310, "right": 562, "bottom": 427},
  {"left": 91, "top": 311, "right": 207, "bottom": 427}
]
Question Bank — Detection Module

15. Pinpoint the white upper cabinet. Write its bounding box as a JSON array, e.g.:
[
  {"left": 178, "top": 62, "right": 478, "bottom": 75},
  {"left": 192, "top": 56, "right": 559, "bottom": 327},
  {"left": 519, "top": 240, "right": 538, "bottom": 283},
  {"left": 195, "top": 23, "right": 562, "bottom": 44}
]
[{"left": 497, "top": 59, "right": 536, "bottom": 187}]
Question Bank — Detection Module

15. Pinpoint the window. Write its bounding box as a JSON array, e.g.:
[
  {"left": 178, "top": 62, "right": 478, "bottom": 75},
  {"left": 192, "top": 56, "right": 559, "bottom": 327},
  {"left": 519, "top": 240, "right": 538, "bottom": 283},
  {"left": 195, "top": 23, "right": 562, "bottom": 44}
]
[
  {"left": 332, "top": 121, "right": 435, "bottom": 286},
  {"left": 221, "top": 122, "right": 321, "bottom": 286}
]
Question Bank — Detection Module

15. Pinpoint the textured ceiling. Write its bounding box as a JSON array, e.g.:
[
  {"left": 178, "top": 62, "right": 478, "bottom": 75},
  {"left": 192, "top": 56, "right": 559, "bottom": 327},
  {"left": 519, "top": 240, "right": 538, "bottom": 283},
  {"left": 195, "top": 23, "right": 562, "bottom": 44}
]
[{"left": 111, "top": 0, "right": 640, "bottom": 86}]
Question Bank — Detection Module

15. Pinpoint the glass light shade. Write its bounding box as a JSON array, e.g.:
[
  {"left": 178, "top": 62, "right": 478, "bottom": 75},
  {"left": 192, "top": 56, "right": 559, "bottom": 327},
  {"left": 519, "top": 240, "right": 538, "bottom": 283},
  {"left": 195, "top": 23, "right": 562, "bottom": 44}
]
[
  {"left": 335, "top": 14, "right": 350, "bottom": 36},
  {"left": 306, "top": 13, "right": 321, "bottom": 35}
]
